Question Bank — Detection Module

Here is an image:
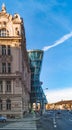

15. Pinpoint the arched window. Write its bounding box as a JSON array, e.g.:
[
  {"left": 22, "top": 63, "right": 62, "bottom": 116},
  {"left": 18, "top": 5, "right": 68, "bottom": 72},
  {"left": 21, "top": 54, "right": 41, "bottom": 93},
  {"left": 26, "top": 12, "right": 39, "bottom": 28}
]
[
  {"left": 6, "top": 99, "right": 11, "bottom": 110},
  {"left": 0, "top": 29, "right": 9, "bottom": 37},
  {"left": 0, "top": 98, "right": 2, "bottom": 110}
]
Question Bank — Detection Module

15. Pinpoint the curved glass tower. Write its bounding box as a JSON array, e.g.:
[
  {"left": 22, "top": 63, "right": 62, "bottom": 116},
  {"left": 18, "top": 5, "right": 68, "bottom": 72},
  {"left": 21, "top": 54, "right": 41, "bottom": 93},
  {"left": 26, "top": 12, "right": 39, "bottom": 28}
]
[{"left": 28, "top": 50, "right": 47, "bottom": 109}]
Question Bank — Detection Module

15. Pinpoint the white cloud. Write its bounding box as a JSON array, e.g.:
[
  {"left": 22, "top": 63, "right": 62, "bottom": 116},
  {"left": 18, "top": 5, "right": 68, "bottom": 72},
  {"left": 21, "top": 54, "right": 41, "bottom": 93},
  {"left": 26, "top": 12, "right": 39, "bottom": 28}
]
[
  {"left": 45, "top": 87, "right": 72, "bottom": 103},
  {"left": 43, "top": 32, "right": 72, "bottom": 51}
]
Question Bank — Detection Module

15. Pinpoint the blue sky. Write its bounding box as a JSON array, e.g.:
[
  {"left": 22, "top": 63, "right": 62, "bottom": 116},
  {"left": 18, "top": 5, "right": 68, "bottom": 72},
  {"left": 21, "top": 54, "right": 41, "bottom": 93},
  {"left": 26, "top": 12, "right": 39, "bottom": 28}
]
[{"left": 1, "top": 0, "right": 72, "bottom": 103}]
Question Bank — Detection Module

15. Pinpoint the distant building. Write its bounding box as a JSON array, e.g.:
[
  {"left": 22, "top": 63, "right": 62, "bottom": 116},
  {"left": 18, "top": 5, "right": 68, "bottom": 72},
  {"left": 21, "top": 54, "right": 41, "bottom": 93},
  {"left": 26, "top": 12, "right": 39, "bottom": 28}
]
[
  {"left": 0, "top": 4, "right": 31, "bottom": 118},
  {"left": 46, "top": 100, "right": 72, "bottom": 110},
  {"left": 28, "top": 50, "right": 47, "bottom": 110}
]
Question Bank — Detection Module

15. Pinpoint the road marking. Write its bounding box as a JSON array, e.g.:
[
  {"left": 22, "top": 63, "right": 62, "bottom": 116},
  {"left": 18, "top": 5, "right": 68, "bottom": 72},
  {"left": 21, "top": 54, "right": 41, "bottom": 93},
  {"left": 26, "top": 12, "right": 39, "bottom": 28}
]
[
  {"left": 54, "top": 124, "right": 57, "bottom": 128},
  {"left": 53, "top": 118, "right": 55, "bottom": 122},
  {"left": 54, "top": 121, "right": 56, "bottom": 124},
  {"left": 53, "top": 118, "right": 57, "bottom": 128},
  {"left": 69, "top": 119, "right": 72, "bottom": 121}
]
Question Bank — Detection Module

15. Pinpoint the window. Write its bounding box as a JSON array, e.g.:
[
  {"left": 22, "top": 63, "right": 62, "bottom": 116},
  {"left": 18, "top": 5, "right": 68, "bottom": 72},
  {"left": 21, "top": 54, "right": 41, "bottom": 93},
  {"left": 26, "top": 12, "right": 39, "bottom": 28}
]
[
  {"left": 6, "top": 81, "right": 11, "bottom": 92},
  {"left": 8, "top": 45, "right": 11, "bottom": 55},
  {"left": 8, "top": 63, "right": 11, "bottom": 73},
  {"left": 2, "top": 63, "right": 6, "bottom": 73},
  {"left": 35, "top": 67, "right": 40, "bottom": 74},
  {"left": 2, "top": 45, "right": 11, "bottom": 55},
  {"left": 2, "top": 63, "right": 11, "bottom": 73},
  {"left": 31, "top": 68, "right": 35, "bottom": 73},
  {"left": 6, "top": 99, "right": 11, "bottom": 110},
  {"left": 34, "top": 74, "right": 39, "bottom": 80},
  {"left": 0, "top": 99, "right": 2, "bottom": 110},
  {"left": 0, "top": 29, "right": 9, "bottom": 37},
  {"left": 0, "top": 81, "right": 3, "bottom": 92},
  {"left": 2, "top": 45, "right": 6, "bottom": 55}
]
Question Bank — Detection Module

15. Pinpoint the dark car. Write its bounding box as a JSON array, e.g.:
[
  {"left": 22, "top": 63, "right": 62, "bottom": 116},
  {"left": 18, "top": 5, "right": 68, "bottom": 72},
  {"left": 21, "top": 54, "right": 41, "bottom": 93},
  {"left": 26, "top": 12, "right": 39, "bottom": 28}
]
[{"left": 0, "top": 116, "right": 7, "bottom": 122}]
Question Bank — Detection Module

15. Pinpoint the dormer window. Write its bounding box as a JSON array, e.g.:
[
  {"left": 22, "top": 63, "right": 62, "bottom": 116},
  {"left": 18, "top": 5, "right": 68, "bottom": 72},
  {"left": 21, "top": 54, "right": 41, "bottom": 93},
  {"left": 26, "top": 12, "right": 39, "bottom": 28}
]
[{"left": 0, "top": 29, "right": 9, "bottom": 37}]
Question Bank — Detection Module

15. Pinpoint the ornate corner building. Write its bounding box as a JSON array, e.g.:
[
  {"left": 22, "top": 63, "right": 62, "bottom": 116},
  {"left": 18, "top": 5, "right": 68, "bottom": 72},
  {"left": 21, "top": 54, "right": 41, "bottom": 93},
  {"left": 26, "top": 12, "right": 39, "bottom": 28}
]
[{"left": 0, "top": 4, "right": 31, "bottom": 118}]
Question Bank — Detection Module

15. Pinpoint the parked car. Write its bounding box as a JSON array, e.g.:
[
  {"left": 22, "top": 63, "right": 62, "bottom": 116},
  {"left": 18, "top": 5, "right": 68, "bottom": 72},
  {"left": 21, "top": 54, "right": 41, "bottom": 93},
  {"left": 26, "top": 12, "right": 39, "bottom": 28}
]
[{"left": 0, "top": 116, "right": 7, "bottom": 122}]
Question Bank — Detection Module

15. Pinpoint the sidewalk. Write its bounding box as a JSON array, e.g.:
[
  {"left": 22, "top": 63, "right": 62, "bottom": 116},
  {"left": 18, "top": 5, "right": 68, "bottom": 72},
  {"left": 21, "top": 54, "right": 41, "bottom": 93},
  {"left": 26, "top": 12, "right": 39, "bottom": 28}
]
[
  {"left": 7, "top": 113, "right": 40, "bottom": 122},
  {"left": 0, "top": 113, "right": 40, "bottom": 130}
]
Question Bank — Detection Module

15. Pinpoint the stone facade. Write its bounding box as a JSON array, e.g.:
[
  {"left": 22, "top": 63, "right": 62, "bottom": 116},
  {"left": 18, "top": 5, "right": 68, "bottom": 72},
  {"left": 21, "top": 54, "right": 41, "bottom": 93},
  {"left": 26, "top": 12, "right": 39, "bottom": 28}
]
[{"left": 0, "top": 4, "right": 31, "bottom": 118}]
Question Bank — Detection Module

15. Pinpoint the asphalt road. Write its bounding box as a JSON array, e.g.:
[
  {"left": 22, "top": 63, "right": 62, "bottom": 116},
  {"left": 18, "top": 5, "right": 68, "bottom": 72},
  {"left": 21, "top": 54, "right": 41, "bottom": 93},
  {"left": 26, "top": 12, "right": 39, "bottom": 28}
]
[
  {"left": 36, "top": 110, "right": 72, "bottom": 130},
  {"left": 0, "top": 110, "right": 72, "bottom": 130}
]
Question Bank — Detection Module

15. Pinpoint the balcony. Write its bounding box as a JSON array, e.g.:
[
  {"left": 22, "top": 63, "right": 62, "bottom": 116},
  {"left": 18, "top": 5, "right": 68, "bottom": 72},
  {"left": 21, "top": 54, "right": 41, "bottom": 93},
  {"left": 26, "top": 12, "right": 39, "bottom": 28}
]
[{"left": 0, "top": 72, "right": 22, "bottom": 79}]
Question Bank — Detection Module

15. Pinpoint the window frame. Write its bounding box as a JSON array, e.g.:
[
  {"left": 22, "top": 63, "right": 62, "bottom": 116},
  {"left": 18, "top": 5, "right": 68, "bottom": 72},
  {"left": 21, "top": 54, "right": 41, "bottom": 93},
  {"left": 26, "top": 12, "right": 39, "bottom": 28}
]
[
  {"left": 7, "top": 63, "right": 11, "bottom": 73},
  {"left": 2, "top": 45, "right": 6, "bottom": 55},
  {"left": 6, "top": 99, "right": 11, "bottom": 110},
  {"left": 2, "top": 63, "right": 6, "bottom": 73},
  {"left": 8, "top": 45, "right": 11, "bottom": 55},
  {"left": 0, "top": 81, "right": 3, "bottom": 92},
  {"left": 6, "top": 81, "right": 11, "bottom": 92},
  {"left": 0, "top": 99, "right": 2, "bottom": 111},
  {"left": 0, "top": 29, "right": 9, "bottom": 37}
]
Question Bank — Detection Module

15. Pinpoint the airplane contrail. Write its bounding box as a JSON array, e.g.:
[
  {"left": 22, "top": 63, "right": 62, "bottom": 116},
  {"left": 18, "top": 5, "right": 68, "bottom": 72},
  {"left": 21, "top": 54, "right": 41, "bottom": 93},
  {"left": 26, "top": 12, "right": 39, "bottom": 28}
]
[{"left": 42, "top": 32, "right": 72, "bottom": 51}]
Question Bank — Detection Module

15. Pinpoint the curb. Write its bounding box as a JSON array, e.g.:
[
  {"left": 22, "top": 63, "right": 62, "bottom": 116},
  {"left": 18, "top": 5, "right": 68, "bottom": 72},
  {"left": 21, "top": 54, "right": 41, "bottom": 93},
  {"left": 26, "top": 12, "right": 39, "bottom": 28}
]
[{"left": 7, "top": 116, "right": 40, "bottom": 122}]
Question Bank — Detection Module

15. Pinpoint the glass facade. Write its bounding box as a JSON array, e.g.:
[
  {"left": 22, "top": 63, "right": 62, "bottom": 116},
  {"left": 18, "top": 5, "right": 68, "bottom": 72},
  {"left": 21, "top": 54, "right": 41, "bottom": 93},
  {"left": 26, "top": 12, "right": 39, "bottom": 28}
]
[{"left": 28, "top": 50, "right": 47, "bottom": 108}]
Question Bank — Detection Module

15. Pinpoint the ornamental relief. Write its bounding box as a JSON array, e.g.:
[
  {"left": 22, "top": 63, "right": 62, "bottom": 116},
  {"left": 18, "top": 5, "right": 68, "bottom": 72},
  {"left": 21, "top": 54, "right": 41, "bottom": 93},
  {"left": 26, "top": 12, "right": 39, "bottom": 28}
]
[
  {"left": 12, "top": 14, "right": 21, "bottom": 24},
  {"left": 0, "top": 21, "right": 6, "bottom": 28},
  {"left": 0, "top": 55, "right": 12, "bottom": 62},
  {"left": 15, "top": 78, "right": 19, "bottom": 87}
]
